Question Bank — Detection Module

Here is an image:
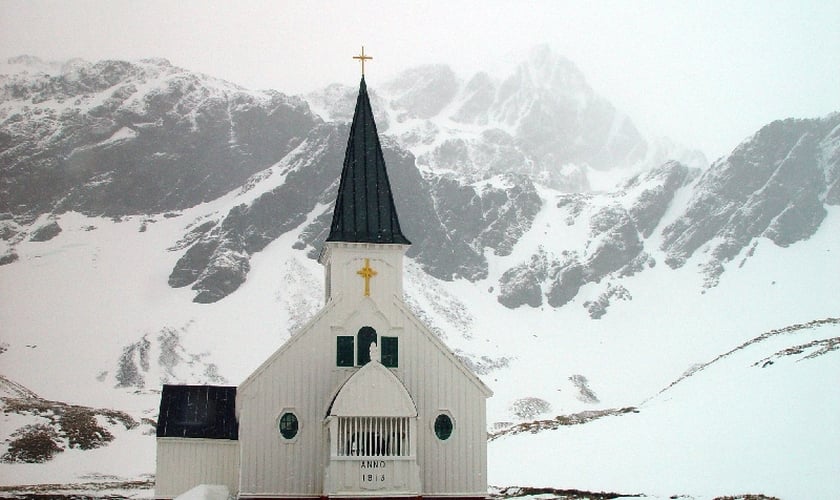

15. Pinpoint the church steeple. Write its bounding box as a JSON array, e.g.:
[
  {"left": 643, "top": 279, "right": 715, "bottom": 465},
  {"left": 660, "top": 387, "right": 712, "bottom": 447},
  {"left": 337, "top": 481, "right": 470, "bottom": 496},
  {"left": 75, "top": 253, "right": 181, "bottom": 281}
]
[{"left": 325, "top": 76, "right": 410, "bottom": 245}]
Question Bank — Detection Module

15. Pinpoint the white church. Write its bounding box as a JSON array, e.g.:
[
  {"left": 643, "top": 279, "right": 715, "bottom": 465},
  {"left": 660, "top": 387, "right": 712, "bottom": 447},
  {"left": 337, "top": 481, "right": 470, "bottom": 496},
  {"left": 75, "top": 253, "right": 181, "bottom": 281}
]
[{"left": 155, "top": 53, "right": 492, "bottom": 499}]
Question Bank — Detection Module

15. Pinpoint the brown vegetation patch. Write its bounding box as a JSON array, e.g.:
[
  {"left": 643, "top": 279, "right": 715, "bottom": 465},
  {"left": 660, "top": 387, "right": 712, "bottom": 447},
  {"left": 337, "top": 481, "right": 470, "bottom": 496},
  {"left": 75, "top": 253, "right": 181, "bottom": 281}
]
[
  {"left": 492, "top": 485, "right": 641, "bottom": 499},
  {"left": 712, "top": 495, "right": 781, "bottom": 500},
  {"left": 1, "top": 395, "right": 138, "bottom": 463},
  {"left": 3, "top": 424, "right": 63, "bottom": 463},
  {"left": 489, "top": 407, "right": 638, "bottom": 441},
  {"left": 0, "top": 477, "right": 154, "bottom": 498}
]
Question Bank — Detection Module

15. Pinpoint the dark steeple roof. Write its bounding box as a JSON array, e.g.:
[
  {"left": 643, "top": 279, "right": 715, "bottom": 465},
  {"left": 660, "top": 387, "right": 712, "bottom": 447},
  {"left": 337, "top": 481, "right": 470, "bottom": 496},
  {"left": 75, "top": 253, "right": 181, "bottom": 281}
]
[{"left": 326, "top": 77, "right": 410, "bottom": 245}]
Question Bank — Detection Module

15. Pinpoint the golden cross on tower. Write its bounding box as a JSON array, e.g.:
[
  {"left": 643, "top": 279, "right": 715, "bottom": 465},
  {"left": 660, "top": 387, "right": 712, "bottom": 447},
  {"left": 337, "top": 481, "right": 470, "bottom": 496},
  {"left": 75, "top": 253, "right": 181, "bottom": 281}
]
[
  {"left": 356, "top": 258, "right": 377, "bottom": 297},
  {"left": 353, "top": 46, "right": 372, "bottom": 76}
]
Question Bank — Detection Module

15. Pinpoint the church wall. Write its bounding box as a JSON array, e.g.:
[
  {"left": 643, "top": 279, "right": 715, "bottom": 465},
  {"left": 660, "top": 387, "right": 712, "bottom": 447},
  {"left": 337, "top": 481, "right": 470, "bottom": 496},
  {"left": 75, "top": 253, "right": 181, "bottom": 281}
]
[
  {"left": 238, "top": 244, "right": 488, "bottom": 498},
  {"left": 395, "top": 306, "right": 489, "bottom": 496},
  {"left": 154, "top": 438, "right": 239, "bottom": 499},
  {"left": 238, "top": 321, "right": 336, "bottom": 497}
]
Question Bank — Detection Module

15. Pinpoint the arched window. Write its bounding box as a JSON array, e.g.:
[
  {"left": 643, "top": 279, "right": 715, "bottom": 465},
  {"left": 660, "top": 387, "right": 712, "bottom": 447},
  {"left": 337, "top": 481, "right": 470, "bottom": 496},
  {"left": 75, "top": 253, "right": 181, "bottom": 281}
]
[{"left": 357, "top": 327, "right": 377, "bottom": 366}]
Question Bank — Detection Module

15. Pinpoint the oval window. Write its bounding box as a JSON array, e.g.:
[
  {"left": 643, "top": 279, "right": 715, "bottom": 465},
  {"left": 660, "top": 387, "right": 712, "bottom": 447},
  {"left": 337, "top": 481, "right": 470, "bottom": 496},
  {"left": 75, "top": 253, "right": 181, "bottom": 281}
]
[
  {"left": 434, "top": 413, "right": 453, "bottom": 440},
  {"left": 278, "top": 412, "right": 299, "bottom": 440}
]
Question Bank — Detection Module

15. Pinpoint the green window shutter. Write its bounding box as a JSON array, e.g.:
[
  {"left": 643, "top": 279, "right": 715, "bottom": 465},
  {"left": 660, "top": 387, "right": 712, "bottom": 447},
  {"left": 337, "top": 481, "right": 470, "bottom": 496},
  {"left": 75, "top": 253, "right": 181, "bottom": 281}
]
[
  {"left": 381, "top": 336, "right": 398, "bottom": 368},
  {"left": 337, "top": 336, "right": 354, "bottom": 366}
]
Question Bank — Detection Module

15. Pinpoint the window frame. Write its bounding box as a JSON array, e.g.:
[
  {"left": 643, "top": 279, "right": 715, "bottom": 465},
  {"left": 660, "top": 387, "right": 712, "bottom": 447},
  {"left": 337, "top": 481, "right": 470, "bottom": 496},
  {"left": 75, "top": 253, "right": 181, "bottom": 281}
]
[
  {"left": 380, "top": 336, "right": 398, "bottom": 368},
  {"left": 432, "top": 411, "right": 454, "bottom": 441},
  {"left": 277, "top": 409, "right": 300, "bottom": 442},
  {"left": 356, "top": 326, "right": 377, "bottom": 366},
  {"left": 336, "top": 335, "right": 355, "bottom": 367}
]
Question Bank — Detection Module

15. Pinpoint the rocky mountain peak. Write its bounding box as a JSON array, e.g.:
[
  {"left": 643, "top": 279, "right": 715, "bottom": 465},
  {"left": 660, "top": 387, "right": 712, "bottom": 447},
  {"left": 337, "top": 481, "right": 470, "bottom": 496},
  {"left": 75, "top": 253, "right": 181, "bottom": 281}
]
[
  {"left": 2, "top": 55, "right": 834, "bottom": 315},
  {"left": 506, "top": 44, "right": 590, "bottom": 97},
  {"left": 0, "top": 57, "right": 320, "bottom": 217},
  {"left": 383, "top": 64, "right": 459, "bottom": 120}
]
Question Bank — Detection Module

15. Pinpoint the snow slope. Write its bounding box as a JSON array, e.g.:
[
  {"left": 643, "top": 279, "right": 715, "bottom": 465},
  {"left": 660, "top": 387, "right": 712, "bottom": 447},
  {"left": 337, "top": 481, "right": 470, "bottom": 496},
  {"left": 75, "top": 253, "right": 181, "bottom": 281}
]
[
  {"left": 490, "top": 319, "right": 840, "bottom": 499},
  {"left": 2, "top": 179, "right": 838, "bottom": 497}
]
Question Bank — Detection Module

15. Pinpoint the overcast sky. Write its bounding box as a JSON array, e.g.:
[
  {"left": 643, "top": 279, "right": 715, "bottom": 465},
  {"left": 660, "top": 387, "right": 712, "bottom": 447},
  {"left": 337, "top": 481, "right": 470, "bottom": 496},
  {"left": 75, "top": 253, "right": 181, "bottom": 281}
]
[{"left": 1, "top": 0, "right": 838, "bottom": 160}]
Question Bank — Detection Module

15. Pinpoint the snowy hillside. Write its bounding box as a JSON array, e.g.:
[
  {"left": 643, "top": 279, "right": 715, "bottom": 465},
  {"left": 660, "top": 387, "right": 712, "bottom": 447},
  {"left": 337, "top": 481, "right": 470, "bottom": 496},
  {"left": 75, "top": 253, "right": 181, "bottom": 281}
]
[
  {"left": 1, "top": 51, "right": 839, "bottom": 499},
  {"left": 490, "top": 318, "right": 840, "bottom": 499},
  {"left": 2, "top": 188, "right": 838, "bottom": 498}
]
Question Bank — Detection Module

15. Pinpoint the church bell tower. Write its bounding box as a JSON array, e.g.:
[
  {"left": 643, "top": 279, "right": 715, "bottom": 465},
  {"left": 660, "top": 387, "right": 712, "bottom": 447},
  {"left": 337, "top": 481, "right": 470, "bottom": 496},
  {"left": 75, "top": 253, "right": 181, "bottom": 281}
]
[
  {"left": 319, "top": 48, "right": 422, "bottom": 497},
  {"left": 318, "top": 69, "right": 411, "bottom": 305}
]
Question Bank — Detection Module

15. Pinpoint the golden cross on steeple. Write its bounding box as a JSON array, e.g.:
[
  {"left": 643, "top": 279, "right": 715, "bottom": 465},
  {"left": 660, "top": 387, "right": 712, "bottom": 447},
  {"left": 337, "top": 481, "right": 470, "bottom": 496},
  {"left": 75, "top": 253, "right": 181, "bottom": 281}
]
[
  {"left": 353, "top": 46, "right": 372, "bottom": 76},
  {"left": 356, "top": 258, "right": 377, "bottom": 296}
]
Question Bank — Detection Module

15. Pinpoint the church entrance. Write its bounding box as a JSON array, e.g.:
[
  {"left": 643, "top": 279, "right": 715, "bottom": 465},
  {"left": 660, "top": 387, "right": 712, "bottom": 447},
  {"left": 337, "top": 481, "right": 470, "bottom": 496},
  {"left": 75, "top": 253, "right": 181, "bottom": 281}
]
[{"left": 323, "top": 353, "right": 421, "bottom": 496}]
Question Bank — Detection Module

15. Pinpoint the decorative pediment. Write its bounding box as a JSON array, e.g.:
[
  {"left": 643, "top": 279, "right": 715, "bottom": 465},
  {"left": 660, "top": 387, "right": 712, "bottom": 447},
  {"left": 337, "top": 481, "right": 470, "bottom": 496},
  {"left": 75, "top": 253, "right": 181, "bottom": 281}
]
[
  {"left": 329, "top": 359, "right": 416, "bottom": 417},
  {"left": 332, "top": 295, "right": 395, "bottom": 334}
]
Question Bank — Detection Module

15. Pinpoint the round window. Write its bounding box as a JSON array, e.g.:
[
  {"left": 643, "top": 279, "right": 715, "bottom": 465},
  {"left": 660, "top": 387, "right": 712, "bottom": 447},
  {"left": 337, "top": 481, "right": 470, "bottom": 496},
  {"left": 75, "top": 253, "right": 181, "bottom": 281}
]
[
  {"left": 278, "top": 412, "right": 299, "bottom": 440},
  {"left": 434, "top": 413, "right": 453, "bottom": 440}
]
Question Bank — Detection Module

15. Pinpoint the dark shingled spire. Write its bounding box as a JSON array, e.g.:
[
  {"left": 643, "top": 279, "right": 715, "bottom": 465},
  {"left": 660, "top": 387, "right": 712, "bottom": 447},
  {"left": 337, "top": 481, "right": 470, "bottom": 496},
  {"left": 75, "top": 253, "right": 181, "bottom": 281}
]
[{"left": 326, "top": 77, "right": 410, "bottom": 245}]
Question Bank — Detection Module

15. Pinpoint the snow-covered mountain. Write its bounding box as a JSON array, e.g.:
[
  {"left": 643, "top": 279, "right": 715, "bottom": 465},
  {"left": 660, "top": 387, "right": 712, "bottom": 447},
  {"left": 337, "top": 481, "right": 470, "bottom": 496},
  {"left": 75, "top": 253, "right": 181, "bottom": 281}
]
[
  {"left": 309, "top": 45, "right": 706, "bottom": 191},
  {"left": 1, "top": 51, "right": 838, "bottom": 498},
  {"left": 0, "top": 55, "right": 319, "bottom": 217}
]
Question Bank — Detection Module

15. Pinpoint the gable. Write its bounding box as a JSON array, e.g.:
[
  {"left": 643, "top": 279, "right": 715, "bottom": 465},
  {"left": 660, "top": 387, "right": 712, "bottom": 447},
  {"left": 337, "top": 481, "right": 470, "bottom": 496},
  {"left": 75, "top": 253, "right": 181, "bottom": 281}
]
[
  {"left": 393, "top": 299, "right": 494, "bottom": 398},
  {"left": 238, "top": 298, "right": 338, "bottom": 397}
]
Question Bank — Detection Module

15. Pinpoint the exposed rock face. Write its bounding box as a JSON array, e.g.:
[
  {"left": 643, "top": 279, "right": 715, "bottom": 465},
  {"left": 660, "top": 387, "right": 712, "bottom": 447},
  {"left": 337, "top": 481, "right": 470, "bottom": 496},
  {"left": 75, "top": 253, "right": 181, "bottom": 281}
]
[
  {"left": 625, "top": 160, "right": 698, "bottom": 238},
  {"left": 28, "top": 220, "right": 62, "bottom": 242},
  {"left": 310, "top": 46, "right": 656, "bottom": 192},
  {"left": 585, "top": 204, "right": 644, "bottom": 281},
  {"left": 545, "top": 261, "right": 585, "bottom": 308},
  {"left": 661, "top": 115, "right": 840, "bottom": 284},
  {"left": 170, "top": 123, "right": 347, "bottom": 302},
  {"left": 431, "top": 45, "right": 650, "bottom": 189},
  {"left": 0, "top": 57, "right": 319, "bottom": 217},
  {"left": 429, "top": 173, "right": 543, "bottom": 260},
  {"left": 111, "top": 326, "right": 225, "bottom": 388},
  {"left": 498, "top": 161, "right": 696, "bottom": 315},
  {"left": 494, "top": 116, "right": 839, "bottom": 315},
  {"left": 498, "top": 249, "right": 548, "bottom": 308},
  {"left": 583, "top": 283, "right": 632, "bottom": 319},
  {"left": 383, "top": 64, "right": 459, "bottom": 120},
  {"left": 2, "top": 56, "right": 836, "bottom": 314},
  {"left": 170, "top": 126, "right": 542, "bottom": 301}
]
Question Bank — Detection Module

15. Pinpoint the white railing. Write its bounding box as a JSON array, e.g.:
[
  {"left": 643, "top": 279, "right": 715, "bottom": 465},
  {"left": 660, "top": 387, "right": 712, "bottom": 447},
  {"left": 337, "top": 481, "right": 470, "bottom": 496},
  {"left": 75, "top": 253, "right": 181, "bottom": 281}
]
[{"left": 335, "top": 416, "right": 410, "bottom": 457}]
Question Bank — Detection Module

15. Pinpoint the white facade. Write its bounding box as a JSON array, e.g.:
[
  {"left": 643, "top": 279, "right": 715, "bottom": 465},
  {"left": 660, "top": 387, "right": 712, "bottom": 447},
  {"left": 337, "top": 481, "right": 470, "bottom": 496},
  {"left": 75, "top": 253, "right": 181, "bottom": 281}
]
[
  {"left": 155, "top": 439, "right": 240, "bottom": 497},
  {"left": 234, "top": 241, "right": 491, "bottom": 498}
]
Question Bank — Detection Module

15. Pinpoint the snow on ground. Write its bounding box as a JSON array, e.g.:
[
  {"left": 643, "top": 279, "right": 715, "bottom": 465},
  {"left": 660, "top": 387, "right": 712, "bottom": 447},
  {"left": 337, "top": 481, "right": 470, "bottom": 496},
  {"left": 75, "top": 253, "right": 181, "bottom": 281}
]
[
  {"left": 1, "top": 422, "right": 154, "bottom": 488},
  {"left": 174, "top": 484, "right": 230, "bottom": 500},
  {"left": 489, "top": 320, "right": 840, "bottom": 499},
  {"left": 1, "top": 196, "right": 838, "bottom": 497}
]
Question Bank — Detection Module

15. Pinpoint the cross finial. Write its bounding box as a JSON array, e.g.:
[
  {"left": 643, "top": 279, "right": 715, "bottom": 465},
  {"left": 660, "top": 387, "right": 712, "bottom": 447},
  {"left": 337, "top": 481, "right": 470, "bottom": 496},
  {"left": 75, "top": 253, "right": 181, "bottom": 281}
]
[
  {"left": 356, "top": 258, "right": 377, "bottom": 296},
  {"left": 353, "top": 46, "right": 372, "bottom": 76}
]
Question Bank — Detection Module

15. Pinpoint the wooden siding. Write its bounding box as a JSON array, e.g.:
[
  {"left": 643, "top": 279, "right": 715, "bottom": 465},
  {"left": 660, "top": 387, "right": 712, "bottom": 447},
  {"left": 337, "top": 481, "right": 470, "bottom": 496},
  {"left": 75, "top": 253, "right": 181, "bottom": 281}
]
[
  {"left": 155, "top": 438, "right": 239, "bottom": 498},
  {"left": 395, "top": 301, "right": 488, "bottom": 496},
  {"left": 237, "top": 244, "right": 488, "bottom": 497}
]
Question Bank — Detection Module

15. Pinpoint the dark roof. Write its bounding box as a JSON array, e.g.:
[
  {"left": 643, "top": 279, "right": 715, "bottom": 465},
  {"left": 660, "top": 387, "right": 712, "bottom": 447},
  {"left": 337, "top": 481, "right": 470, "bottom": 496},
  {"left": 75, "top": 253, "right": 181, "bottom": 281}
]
[
  {"left": 157, "top": 385, "right": 238, "bottom": 440},
  {"left": 326, "top": 77, "right": 411, "bottom": 245}
]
